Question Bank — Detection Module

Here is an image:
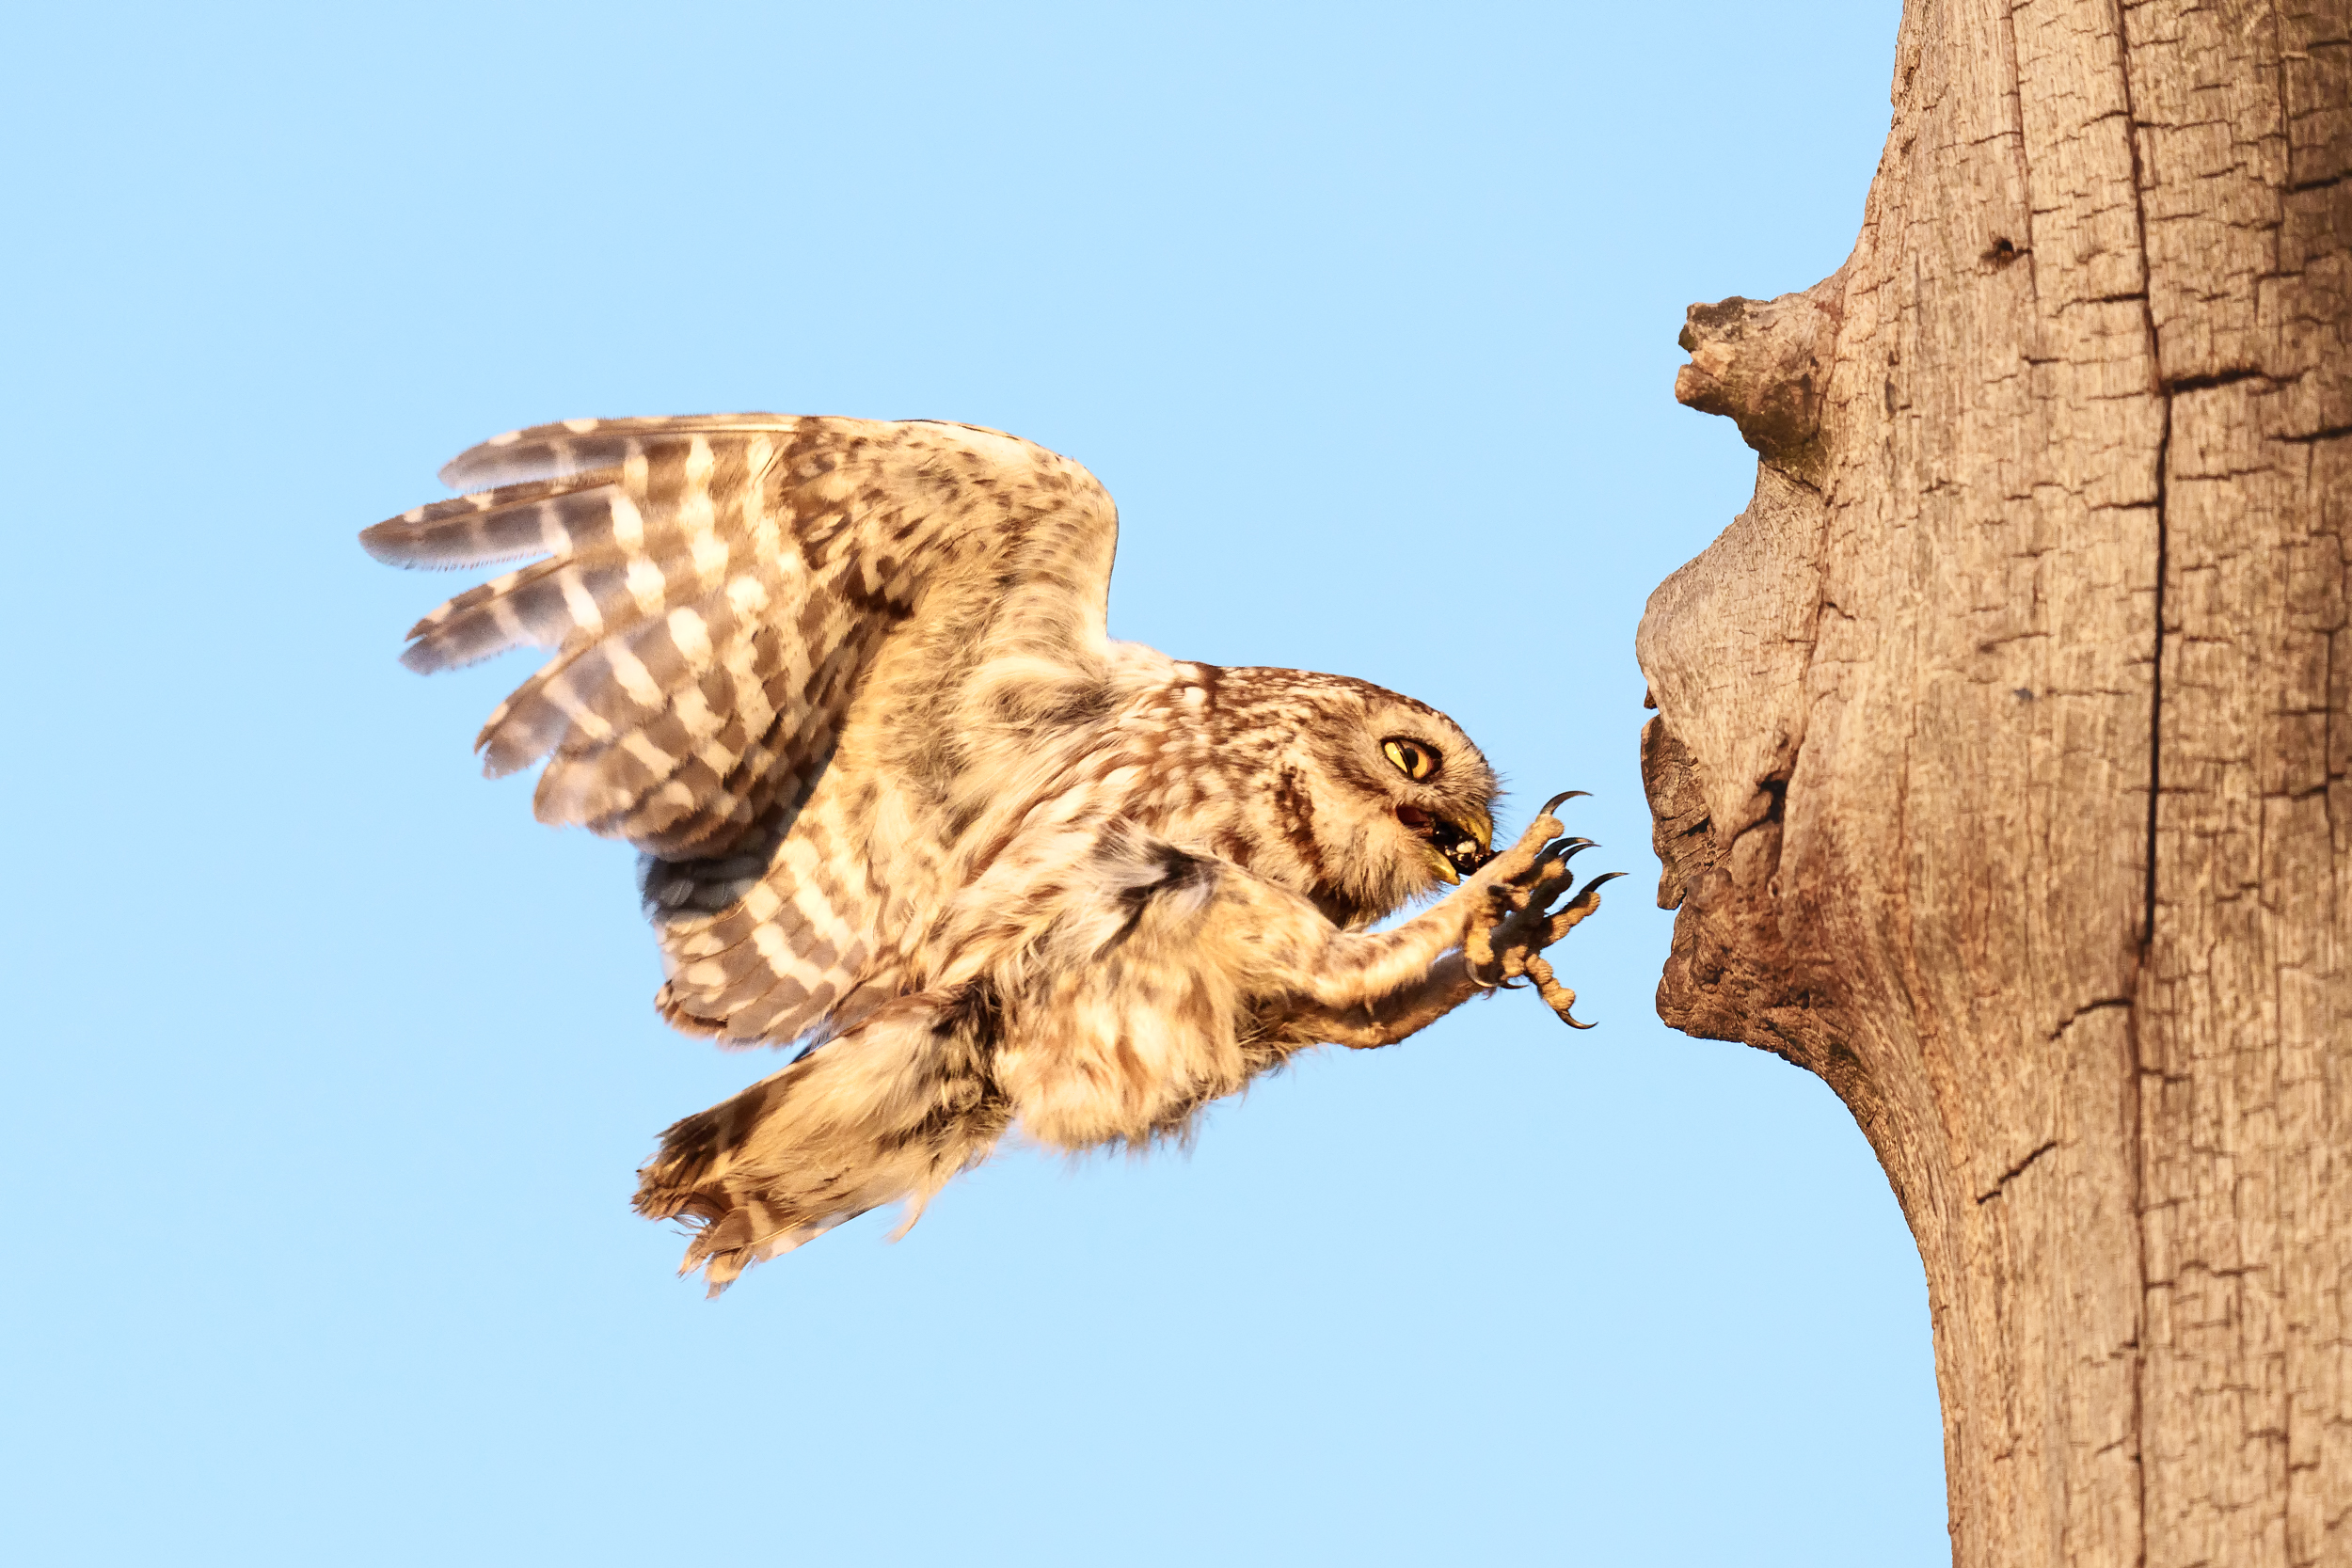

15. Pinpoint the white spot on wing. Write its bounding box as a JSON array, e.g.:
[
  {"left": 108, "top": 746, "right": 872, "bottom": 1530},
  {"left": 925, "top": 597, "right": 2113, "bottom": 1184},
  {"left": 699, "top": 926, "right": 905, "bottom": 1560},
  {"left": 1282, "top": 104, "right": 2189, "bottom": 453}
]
[
  {"left": 622, "top": 731, "right": 678, "bottom": 772},
  {"left": 625, "top": 557, "right": 666, "bottom": 614},
  {"left": 543, "top": 675, "right": 614, "bottom": 740},
  {"left": 536, "top": 500, "right": 573, "bottom": 554},
  {"left": 725, "top": 575, "right": 769, "bottom": 616},
  {"left": 556, "top": 569, "right": 601, "bottom": 634},
  {"left": 690, "top": 531, "right": 730, "bottom": 579},
  {"left": 605, "top": 644, "right": 665, "bottom": 708},
  {"left": 667, "top": 607, "right": 714, "bottom": 667},
  {"left": 609, "top": 492, "right": 645, "bottom": 550}
]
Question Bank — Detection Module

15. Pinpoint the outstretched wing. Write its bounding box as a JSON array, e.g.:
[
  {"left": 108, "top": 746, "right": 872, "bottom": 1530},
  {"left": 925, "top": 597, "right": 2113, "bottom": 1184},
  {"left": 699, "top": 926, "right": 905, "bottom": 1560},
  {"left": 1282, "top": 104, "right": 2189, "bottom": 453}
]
[{"left": 363, "top": 414, "right": 1121, "bottom": 1042}]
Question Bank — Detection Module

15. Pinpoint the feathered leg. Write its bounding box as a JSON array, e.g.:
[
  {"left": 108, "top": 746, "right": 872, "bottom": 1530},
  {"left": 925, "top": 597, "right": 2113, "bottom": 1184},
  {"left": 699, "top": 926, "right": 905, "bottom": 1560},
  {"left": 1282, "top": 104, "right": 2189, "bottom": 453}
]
[
  {"left": 632, "top": 984, "right": 1011, "bottom": 1294},
  {"left": 1268, "top": 794, "right": 1622, "bottom": 1044},
  {"left": 1294, "top": 795, "right": 1594, "bottom": 1002}
]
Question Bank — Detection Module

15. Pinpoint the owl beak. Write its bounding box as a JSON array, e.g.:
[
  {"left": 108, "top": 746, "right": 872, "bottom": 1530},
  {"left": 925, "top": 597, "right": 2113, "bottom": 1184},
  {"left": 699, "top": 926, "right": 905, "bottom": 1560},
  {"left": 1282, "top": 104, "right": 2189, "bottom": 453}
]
[
  {"left": 1447, "top": 814, "right": 1496, "bottom": 877},
  {"left": 1399, "top": 807, "right": 1494, "bottom": 884}
]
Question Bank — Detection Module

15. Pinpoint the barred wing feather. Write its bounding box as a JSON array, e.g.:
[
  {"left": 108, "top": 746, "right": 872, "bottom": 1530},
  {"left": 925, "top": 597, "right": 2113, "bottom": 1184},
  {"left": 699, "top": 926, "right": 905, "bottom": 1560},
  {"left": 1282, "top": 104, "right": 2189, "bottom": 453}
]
[{"left": 362, "top": 414, "right": 1120, "bottom": 1044}]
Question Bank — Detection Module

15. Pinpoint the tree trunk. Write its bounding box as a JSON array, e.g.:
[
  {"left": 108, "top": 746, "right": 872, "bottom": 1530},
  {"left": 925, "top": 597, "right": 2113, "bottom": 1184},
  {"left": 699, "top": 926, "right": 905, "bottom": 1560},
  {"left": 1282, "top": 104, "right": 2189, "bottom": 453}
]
[{"left": 1635, "top": 2, "right": 2351, "bottom": 1563}]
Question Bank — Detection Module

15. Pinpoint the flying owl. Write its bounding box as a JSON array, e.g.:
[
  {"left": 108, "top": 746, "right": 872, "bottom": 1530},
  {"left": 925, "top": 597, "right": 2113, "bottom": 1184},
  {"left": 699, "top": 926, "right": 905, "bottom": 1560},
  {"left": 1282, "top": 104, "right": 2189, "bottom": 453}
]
[{"left": 362, "top": 415, "right": 1615, "bottom": 1292}]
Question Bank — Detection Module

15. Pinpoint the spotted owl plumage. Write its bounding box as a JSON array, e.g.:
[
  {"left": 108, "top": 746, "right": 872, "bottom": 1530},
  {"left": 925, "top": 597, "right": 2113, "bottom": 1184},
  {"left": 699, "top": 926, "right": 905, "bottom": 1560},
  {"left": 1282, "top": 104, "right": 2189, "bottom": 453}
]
[{"left": 363, "top": 415, "right": 1613, "bottom": 1291}]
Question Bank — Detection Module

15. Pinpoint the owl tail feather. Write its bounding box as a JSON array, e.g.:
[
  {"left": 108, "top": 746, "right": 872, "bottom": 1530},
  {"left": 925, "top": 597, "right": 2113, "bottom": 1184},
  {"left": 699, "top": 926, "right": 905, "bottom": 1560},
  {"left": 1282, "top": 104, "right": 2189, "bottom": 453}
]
[{"left": 632, "top": 985, "right": 1011, "bottom": 1295}]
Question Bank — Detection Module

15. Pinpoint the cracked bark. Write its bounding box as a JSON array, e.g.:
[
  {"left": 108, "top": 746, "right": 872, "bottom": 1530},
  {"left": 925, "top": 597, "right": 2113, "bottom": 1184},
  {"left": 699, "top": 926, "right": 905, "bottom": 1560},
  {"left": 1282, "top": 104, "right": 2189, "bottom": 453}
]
[{"left": 1636, "top": 2, "right": 2350, "bottom": 1564}]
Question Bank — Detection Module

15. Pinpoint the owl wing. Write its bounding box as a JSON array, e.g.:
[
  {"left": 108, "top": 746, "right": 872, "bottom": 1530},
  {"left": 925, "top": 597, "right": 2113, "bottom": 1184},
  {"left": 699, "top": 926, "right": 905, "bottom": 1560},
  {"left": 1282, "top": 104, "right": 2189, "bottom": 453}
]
[{"left": 362, "top": 414, "right": 1120, "bottom": 1041}]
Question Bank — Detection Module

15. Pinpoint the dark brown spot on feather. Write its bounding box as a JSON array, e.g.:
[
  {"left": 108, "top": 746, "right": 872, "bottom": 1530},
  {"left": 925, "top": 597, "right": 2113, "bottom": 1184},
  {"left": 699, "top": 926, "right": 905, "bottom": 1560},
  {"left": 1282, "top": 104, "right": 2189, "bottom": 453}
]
[
  {"left": 935, "top": 976, "right": 1006, "bottom": 1050},
  {"left": 1271, "top": 766, "right": 1325, "bottom": 879},
  {"left": 875, "top": 986, "right": 1008, "bottom": 1153}
]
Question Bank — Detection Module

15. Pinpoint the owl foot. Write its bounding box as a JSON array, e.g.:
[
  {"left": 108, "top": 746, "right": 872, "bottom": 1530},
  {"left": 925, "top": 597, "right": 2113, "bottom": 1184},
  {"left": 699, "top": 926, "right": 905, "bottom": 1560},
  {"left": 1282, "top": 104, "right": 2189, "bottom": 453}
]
[{"left": 1464, "top": 791, "right": 1623, "bottom": 1028}]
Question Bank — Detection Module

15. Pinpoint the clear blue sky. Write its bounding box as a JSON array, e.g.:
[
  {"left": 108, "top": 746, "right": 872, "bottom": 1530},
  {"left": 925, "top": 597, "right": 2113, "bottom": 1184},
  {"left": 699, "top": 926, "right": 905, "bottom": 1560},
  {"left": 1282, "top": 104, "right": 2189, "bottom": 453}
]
[{"left": 2, "top": 4, "right": 1938, "bottom": 1563}]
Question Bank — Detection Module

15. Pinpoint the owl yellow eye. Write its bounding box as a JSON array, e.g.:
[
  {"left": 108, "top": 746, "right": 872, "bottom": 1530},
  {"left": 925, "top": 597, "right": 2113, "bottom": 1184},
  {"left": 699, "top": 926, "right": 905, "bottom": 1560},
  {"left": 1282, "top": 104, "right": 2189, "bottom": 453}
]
[{"left": 1382, "top": 737, "right": 1438, "bottom": 781}]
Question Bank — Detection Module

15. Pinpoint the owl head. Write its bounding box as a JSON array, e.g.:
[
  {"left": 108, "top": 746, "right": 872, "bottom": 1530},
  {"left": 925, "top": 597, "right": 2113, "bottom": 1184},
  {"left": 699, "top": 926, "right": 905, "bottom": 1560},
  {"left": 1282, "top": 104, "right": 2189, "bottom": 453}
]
[{"left": 1202, "top": 668, "right": 1502, "bottom": 929}]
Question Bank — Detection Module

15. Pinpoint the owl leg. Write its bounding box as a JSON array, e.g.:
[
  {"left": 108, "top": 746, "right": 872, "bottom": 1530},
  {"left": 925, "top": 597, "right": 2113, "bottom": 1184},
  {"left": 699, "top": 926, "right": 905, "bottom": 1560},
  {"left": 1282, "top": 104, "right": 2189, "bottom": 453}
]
[
  {"left": 1271, "top": 950, "right": 1486, "bottom": 1048},
  {"left": 633, "top": 985, "right": 1012, "bottom": 1294},
  {"left": 1291, "top": 792, "right": 1577, "bottom": 1006},
  {"left": 1278, "top": 794, "right": 1619, "bottom": 1042},
  {"left": 1279, "top": 872, "right": 1621, "bottom": 1045}
]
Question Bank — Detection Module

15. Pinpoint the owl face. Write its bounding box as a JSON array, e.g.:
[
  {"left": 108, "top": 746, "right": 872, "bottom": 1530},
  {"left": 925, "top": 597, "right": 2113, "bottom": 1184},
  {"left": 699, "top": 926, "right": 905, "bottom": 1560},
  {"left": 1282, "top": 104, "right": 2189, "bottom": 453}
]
[
  {"left": 1218, "top": 673, "right": 1501, "bottom": 927},
  {"left": 1324, "top": 689, "right": 1500, "bottom": 902}
]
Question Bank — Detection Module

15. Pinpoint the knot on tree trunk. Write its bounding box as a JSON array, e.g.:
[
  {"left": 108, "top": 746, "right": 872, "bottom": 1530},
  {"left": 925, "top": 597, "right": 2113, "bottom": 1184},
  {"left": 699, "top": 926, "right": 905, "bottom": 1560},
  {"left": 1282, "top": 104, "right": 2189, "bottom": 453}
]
[
  {"left": 1633, "top": 451, "right": 1853, "bottom": 1101},
  {"left": 1640, "top": 260, "right": 1891, "bottom": 1228},
  {"left": 1672, "top": 268, "right": 1846, "bottom": 484}
]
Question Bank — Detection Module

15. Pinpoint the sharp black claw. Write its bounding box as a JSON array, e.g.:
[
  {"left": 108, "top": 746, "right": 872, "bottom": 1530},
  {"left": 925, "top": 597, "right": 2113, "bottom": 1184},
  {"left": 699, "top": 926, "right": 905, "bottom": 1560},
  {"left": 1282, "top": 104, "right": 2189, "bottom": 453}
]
[
  {"left": 1539, "top": 789, "right": 1589, "bottom": 817},
  {"left": 1528, "top": 837, "right": 1592, "bottom": 876},
  {"left": 1576, "top": 870, "right": 1629, "bottom": 899},
  {"left": 1563, "top": 1009, "right": 1597, "bottom": 1030}
]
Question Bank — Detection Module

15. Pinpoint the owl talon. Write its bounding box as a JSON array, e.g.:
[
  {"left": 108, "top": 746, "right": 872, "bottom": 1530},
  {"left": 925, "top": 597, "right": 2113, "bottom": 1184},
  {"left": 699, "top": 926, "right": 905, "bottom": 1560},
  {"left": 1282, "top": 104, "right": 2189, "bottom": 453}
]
[
  {"left": 1454, "top": 805, "right": 1620, "bottom": 1029},
  {"left": 1543, "top": 871, "right": 1627, "bottom": 943},
  {"left": 1525, "top": 957, "right": 1594, "bottom": 1028},
  {"left": 1532, "top": 837, "right": 1592, "bottom": 887}
]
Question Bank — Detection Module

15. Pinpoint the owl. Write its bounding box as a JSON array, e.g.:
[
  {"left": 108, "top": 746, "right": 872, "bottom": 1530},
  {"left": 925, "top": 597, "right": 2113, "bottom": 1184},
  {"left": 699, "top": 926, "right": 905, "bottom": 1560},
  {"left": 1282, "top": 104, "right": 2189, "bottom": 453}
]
[{"left": 362, "top": 415, "right": 1614, "bottom": 1292}]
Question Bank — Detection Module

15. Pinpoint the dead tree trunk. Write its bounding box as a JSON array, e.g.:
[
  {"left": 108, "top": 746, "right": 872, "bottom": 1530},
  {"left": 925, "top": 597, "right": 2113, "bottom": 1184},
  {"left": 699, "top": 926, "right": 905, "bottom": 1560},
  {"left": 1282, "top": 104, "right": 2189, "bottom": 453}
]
[{"left": 1636, "top": 2, "right": 2350, "bottom": 1563}]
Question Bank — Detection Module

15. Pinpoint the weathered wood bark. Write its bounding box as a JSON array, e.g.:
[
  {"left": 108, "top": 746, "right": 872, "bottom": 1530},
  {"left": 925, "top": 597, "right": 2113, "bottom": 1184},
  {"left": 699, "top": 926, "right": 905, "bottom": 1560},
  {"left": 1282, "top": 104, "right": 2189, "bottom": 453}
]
[{"left": 1636, "top": 3, "right": 2350, "bottom": 1564}]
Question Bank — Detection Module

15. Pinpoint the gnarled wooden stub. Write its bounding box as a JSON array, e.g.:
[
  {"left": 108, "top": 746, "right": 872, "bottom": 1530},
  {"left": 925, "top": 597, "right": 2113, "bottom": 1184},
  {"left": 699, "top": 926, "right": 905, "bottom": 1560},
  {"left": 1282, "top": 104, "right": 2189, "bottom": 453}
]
[{"left": 1637, "top": 2, "right": 2351, "bottom": 1564}]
